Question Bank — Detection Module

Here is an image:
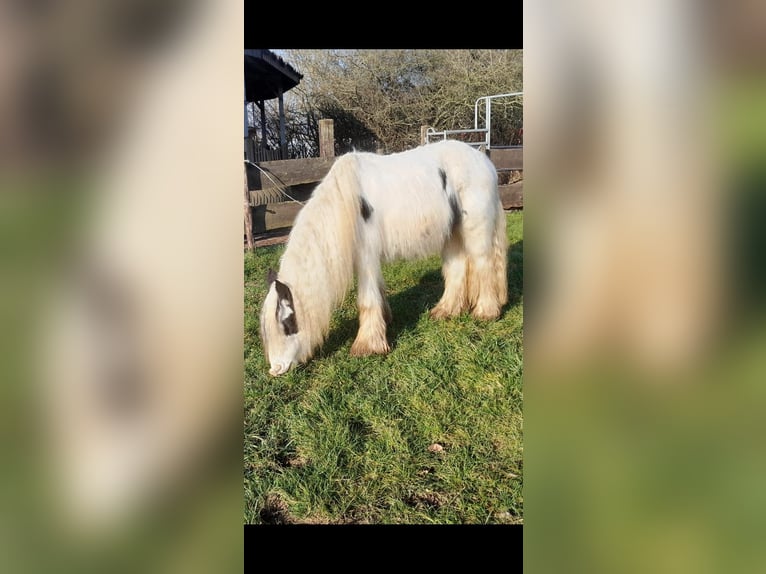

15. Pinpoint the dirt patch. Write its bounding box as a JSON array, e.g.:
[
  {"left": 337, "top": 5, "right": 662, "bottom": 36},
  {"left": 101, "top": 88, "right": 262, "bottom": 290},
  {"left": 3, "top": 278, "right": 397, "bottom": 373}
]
[
  {"left": 259, "top": 493, "right": 295, "bottom": 524},
  {"left": 259, "top": 492, "right": 378, "bottom": 524},
  {"left": 494, "top": 509, "right": 524, "bottom": 525},
  {"left": 284, "top": 455, "right": 308, "bottom": 468},
  {"left": 405, "top": 491, "right": 444, "bottom": 510}
]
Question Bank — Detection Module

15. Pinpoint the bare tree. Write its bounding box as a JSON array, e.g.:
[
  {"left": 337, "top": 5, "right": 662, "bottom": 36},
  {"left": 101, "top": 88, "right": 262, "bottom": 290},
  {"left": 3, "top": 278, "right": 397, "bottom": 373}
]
[{"left": 254, "top": 50, "right": 523, "bottom": 156}]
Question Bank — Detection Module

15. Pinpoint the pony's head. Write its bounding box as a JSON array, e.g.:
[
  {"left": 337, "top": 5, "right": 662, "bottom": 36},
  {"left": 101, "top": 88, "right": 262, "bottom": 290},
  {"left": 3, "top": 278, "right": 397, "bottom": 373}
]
[{"left": 260, "top": 269, "right": 304, "bottom": 376}]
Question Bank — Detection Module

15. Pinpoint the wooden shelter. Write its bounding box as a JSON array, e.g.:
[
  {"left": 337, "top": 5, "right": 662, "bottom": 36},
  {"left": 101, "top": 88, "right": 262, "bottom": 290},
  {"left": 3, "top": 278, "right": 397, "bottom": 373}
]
[{"left": 244, "top": 49, "right": 303, "bottom": 161}]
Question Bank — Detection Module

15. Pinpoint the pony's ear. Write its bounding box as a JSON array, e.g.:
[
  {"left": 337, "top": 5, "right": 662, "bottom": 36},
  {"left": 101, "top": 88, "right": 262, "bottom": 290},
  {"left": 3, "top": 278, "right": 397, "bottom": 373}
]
[
  {"left": 272, "top": 278, "right": 298, "bottom": 336},
  {"left": 277, "top": 296, "right": 299, "bottom": 336},
  {"left": 267, "top": 268, "right": 278, "bottom": 286}
]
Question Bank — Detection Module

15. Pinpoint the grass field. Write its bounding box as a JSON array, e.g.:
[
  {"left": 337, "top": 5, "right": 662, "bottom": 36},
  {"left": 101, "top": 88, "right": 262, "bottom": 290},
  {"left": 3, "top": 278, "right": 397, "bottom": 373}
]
[{"left": 244, "top": 211, "right": 523, "bottom": 524}]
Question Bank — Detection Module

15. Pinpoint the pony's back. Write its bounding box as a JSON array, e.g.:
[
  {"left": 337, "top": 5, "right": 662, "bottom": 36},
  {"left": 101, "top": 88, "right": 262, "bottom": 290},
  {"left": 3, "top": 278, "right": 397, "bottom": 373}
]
[{"left": 350, "top": 140, "right": 498, "bottom": 262}]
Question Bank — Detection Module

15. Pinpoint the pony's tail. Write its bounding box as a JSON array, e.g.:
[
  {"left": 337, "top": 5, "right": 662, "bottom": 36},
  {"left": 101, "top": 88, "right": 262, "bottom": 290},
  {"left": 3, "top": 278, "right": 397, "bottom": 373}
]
[{"left": 492, "top": 200, "right": 509, "bottom": 307}]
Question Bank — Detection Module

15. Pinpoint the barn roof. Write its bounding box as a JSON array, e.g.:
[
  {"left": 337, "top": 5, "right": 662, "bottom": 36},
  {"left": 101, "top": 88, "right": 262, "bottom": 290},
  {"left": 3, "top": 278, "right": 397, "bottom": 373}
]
[{"left": 244, "top": 49, "right": 303, "bottom": 103}]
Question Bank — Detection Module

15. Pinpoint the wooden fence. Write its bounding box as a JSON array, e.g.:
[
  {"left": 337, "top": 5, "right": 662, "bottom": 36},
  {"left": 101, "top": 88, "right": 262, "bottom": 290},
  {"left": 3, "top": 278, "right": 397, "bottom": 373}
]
[{"left": 244, "top": 121, "right": 522, "bottom": 246}]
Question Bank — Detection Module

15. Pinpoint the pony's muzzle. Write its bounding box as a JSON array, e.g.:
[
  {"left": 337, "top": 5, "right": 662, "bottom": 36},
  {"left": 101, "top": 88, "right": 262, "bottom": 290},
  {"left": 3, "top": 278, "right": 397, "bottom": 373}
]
[{"left": 268, "top": 362, "right": 291, "bottom": 376}]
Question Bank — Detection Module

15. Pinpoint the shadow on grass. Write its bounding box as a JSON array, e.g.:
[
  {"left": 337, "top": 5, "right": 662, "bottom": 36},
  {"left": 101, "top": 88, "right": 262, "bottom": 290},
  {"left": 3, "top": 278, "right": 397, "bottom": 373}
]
[
  {"left": 507, "top": 240, "right": 523, "bottom": 308},
  {"left": 317, "top": 269, "right": 444, "bottom": 360},
  {"left": 316, "top": 240, "right": 523, "bottom": 360}
]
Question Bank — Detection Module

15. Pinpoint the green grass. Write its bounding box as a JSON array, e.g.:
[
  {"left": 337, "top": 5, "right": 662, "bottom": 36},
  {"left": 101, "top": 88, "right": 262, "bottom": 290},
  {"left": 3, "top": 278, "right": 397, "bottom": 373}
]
[{"left": 244, "top": 211, "right": 523, "bottom": 524}]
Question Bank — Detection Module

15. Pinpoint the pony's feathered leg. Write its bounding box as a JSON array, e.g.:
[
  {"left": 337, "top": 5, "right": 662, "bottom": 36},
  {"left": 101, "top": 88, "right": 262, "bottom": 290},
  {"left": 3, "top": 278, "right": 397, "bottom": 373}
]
[
  {"left": 464, "top": 199, "right": 508, "bottom": 320},
  {"left": 431, "top": 228, "right": 469, "bottom": 319},
  {"left": 350, "top": 233, "right": 391, "bottom": 356}
]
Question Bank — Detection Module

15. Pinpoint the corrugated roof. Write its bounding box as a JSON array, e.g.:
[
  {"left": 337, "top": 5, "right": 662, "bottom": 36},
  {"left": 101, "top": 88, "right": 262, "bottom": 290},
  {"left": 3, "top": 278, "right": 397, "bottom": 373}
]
[{"left": 244, "top": 49, "right": 302, "bottom": 102}]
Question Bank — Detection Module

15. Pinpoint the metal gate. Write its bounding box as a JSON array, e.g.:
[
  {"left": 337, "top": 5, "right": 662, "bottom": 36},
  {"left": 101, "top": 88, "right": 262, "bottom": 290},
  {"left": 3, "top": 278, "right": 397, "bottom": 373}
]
[{"left": 425, "top": 92, "right": 523, "bottom": 150}]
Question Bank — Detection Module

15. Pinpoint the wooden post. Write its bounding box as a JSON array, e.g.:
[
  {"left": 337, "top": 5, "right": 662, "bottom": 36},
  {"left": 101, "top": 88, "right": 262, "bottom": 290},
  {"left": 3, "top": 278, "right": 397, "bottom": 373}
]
[
  {"left": 420, "top": 125, "right": 430, "bottom": 146},
  {"left": 244, "top": 164, "right": 254, "bottom": 251},
  {"left": 258, "top": 100, "right": 267, "bottom": 151},
  {"left": 319, "top": 119, "right": 334, "bottom": 158},
  {"left": 278, "top": 86, "right": 287, "bottom": 159}
]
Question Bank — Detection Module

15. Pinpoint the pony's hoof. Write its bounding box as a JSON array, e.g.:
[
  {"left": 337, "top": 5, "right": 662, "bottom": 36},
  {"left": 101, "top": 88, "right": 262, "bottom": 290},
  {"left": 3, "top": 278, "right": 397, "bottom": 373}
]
[
  {"left": 430, "top": 307, "right": 449, "bottom": 320},
  {"left": 350, "top": 339, "right": 391, "bottom": 356},
  {"left": 471, "top": 306, "right": 501, "bottom": 321},
  {"left": 430, "top": 304, "right": 463, "bottom": 319}
]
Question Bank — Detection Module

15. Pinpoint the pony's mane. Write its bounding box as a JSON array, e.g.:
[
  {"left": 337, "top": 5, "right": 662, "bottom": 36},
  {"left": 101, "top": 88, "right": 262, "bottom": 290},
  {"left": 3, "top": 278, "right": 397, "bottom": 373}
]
[{"left": 276, "top": 154, "right": 363, "bottom": 358}]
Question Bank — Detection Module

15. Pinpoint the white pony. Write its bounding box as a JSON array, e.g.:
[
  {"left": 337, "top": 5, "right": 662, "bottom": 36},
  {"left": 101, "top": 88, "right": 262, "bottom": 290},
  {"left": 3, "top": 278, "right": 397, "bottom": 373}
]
[{"left": 260, "top": 139, "right": 508, "bottom": 376}]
